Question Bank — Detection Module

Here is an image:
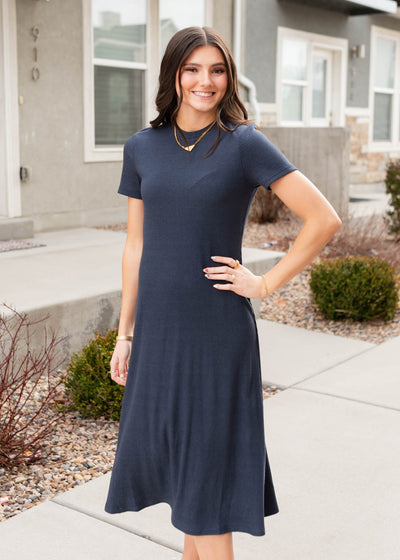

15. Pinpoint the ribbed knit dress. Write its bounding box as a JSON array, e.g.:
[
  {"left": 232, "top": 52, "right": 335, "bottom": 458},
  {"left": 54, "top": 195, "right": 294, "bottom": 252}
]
[{"left": 104, "top": 121, "right": 297, "bottom": 536}]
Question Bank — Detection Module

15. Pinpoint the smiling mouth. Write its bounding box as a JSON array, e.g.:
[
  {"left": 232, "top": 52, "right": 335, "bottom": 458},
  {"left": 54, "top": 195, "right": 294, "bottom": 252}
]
[{"left": 192, "top": 91, "right": 215, "bottom": 98}]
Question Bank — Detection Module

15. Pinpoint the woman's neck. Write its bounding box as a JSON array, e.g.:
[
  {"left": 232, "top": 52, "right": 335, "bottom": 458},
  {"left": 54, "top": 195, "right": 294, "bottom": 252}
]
[{"left": 175, "top": 108, "right": 217, "bottom": 132}]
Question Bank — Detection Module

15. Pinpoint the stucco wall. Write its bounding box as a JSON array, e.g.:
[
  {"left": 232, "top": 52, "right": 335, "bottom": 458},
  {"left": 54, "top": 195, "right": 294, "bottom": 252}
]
[
  {"left": 16, "top": 0, "right": 126, "bottom": 232},
  {"left": 347, "top": 14, "right": 400, "bottom": 108},
  {"left": 15, "top": 0, "right": 235, "bottom": 232}
]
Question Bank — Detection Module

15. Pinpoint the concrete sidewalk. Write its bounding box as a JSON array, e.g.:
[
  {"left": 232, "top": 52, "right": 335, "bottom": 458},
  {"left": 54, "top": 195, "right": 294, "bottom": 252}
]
[
  {"left": 1, "top": 225, "right": 399, "bottom": 559},
  {"left": 1, "top": 326, "right": 399, "bottom": 560}
]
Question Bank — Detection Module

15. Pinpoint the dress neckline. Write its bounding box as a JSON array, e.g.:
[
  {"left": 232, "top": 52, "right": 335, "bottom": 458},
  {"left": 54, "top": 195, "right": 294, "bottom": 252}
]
[{"left": 174, "top": 121, "right": 216, "bottom": 137}]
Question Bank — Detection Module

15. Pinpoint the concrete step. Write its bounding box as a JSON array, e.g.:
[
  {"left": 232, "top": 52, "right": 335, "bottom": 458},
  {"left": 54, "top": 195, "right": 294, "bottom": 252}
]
[{"left": 0, "top": 217, "right": 34, "bottom": 240}]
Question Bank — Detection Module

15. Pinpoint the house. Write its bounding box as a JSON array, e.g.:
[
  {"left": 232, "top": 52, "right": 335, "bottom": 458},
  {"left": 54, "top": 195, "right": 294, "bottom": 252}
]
[
  {"left": 243, "top": 0, "right": 400, "bottom": 188},
  {"left": 1, "top": 0, "right": 399, "bottom": 240}
]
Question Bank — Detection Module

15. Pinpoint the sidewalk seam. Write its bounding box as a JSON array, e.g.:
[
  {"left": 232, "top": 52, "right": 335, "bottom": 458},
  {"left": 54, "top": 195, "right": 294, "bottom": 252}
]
[
  {"left": 50, "top": 497, "right": 182, "bottom": 554},
  {"left": 284, "top": 344, "right": 377, "bottom": 389},
  {"left": 289, "top": 386, "right": 400, "bottom": 412}
]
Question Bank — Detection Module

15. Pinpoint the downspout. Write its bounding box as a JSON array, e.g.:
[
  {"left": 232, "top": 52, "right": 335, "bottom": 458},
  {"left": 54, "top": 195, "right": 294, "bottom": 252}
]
[{"left": 233, "top": 0, "right": 261, "bottom": 125}]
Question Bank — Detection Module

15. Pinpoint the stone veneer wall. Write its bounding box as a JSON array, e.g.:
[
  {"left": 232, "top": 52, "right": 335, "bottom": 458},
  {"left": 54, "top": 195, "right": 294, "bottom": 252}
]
[{"left": 346, "top": 114, "right": 400, "bottom": 186}]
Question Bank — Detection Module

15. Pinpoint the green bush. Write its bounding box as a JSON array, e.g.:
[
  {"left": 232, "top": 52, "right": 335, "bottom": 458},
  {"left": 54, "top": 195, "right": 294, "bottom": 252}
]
[
  {"left": 385, "top": 159, "right": 400, "bottom": 240},
  {"left": 63, "top": 328, "right": 124, "bottom": 420},
  {"left": 309, "top": 256, "right": 399, "bottom": 322}
]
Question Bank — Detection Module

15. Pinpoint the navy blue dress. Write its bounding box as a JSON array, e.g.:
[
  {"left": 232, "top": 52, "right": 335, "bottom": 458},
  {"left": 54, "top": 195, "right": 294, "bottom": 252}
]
[{"left": 104, "top": 121, "right": 297, "bottom": 536}]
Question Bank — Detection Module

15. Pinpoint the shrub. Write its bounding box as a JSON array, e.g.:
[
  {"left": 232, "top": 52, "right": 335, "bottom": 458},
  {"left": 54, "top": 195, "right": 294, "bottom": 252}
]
[
  {"left": 0, "top": 304, "right": 66, "bottom": 468},
  {"left": 385, "top": 159, "right": 400, "bottom": 241},
  {"left": 63, "top": 328, "right": 124, "bottom": 421},
  {"left": 309, "top": 256, "right": 399, "bottom": 322}
]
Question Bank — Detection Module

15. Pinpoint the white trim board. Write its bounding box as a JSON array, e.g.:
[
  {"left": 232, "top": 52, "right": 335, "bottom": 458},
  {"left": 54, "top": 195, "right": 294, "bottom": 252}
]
[
  {"left": 258, "top": 103, "right": 278, "bottom": 114},
  {"left": 345, "top": 107, "right": 370, "bottom": 117},
  {"left": 0, "top": 0, "right": 20, "bottom": 217}
]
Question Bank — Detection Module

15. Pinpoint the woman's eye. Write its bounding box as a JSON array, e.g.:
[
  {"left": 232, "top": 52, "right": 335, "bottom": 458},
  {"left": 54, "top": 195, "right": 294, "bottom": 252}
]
[
  {"left": 185, "top": 67, "right": 197, "bottom": 72},
  {"left": 213, "top": 68, "right": 225, "bottom": 74}
]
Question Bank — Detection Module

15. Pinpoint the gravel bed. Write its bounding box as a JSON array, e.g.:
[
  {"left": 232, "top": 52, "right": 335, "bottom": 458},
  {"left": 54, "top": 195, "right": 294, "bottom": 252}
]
[
  {"left": 0, "top": 373, "right": 279, "bottom": 522},
  {"left": 0, "top": 375, "right": 119, "bottom": 522}
]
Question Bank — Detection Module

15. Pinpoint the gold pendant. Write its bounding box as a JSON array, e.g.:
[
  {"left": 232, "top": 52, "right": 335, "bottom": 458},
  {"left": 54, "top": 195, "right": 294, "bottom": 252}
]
[{"left": 174, "top": 121, "right": 216, "bottom": 153}]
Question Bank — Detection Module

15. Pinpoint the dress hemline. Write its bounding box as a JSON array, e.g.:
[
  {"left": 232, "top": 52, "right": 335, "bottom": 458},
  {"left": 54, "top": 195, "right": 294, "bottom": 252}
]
[{"left": 104, "top": 497, "right": 279, "bottom": 537}]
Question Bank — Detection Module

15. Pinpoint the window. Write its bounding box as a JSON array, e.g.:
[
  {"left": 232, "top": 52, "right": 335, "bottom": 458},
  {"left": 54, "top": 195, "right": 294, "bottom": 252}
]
[
  {"left": 160, "top": 0, "right": 207, "bottom": 56},
  {"left": 92, "top": 0, "right": 147, "bottom": 146},
  {"left": 371, "top": 31, "right": 398, "bottom": 144},
  {"left": 83, "top": 0, "right": 210, "bottom": 162},
  {"left": 281, "top": 38, "right": 307, "bottom": 122},
  {"left": 277, "top": 28, "right": 346, "bottom": 128}
]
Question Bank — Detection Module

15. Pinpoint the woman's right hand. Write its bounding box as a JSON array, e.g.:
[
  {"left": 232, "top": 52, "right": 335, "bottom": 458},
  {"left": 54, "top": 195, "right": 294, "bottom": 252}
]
[{"left": 110, "top": 340, "right": 132, "bottom": 386}]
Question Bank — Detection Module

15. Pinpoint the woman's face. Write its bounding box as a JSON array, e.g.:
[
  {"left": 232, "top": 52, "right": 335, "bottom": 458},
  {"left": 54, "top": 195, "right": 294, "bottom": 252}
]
[{"left": 175, "top": 45, "right": 228, "bottom": 123}]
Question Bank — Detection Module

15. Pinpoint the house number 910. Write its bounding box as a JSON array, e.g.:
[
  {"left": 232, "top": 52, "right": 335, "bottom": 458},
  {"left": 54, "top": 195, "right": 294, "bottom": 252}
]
[{"left": 31, "top": 26, "right": 40, "bottom": 81}]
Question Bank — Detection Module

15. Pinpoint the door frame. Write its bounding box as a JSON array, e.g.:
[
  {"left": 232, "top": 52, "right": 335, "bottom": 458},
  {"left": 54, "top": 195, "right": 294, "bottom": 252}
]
[{"left": 0, "top": 0, "right": 20, "bottom": 217}]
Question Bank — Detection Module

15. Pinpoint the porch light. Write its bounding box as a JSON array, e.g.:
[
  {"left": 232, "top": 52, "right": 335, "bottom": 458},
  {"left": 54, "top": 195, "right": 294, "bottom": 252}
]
[{"left": 350, "top": 44, "right": 366, "bottom": 58}]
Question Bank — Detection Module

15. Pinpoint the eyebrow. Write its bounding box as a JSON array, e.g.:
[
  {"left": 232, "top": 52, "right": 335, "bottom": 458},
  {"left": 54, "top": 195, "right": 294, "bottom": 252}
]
[{"left": 182, "top": 62, "right": 226, "bottom": 67}]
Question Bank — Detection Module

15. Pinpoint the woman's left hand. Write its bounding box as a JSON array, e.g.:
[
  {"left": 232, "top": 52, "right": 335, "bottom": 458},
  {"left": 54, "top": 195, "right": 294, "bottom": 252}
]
[{"left": 203, "top": 256, "right": 264, "bottom": 299}]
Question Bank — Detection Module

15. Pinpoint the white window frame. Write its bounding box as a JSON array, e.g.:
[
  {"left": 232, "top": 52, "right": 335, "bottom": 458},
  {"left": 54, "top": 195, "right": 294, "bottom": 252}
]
[
  {"left": 276, "top": 27, "right": 347, "bottom": 128},
  {"left": 368, "top": 25, "right": 400, "bottom": 152},
  {"left": 83, "top": 0, "right": 212, "bottom": 163}
]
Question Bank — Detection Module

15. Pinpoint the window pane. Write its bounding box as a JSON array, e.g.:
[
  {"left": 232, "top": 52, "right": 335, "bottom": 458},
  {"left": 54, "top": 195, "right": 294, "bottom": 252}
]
[
  {"left": 373, "top": 92, "right": 392, "bottom": 141},
  {"left": 282, "top": 85, "right": 303, "bottom": 121},
  {"left": 92, "top": 0, "right": 146, "bottom": 63},
  {"left": 160, "top": 0, "right": 206, "bottom": 54},
  {"left": 312, "top": 57, "right": 327, "bottom": 119},
  {"left": 374, "top": 36, "right": 395, "bottom": 89},
  {"left": 282, "top": 39, "right": 307, "bottom": 81},
  {"left": 94, "top": 66, "right": 144, "bottom": 145}
]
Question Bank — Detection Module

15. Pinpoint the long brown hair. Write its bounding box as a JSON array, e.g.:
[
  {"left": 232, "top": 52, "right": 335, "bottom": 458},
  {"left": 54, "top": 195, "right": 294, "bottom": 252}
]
[{"left": 150, "top": 26, "right": 250, "bottom": 154}]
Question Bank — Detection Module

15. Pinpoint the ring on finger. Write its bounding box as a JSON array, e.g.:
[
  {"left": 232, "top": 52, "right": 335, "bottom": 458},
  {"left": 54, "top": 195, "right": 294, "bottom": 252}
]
[{"left": 233, "top": 259, "right": 240, "bottom": 268}]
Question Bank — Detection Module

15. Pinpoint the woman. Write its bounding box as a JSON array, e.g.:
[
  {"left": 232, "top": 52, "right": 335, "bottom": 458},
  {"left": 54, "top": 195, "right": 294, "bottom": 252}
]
[{"left": 105, "top": 26, "right": 341, "bottom": 560}]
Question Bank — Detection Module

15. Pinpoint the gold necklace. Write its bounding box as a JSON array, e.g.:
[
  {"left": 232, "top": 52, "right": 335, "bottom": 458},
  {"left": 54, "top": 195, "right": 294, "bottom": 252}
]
[{"left": 174, "top": 120, "right": 216, "bottom": 152}]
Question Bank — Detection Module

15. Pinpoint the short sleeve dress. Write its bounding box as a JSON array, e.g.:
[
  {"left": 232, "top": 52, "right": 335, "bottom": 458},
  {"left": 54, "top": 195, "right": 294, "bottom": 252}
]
[{"left": 104, "top": 121, "right": 297, "bottom": 536}]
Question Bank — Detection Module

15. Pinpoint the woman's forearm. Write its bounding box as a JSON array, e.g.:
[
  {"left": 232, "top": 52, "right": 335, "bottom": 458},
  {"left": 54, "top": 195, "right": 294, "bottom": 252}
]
[
  {"left": 262, "top": 214, "right": 341, "bottom": 295},
  {"left": 118, "top": 244, "right": 143, "bottom": 336}
]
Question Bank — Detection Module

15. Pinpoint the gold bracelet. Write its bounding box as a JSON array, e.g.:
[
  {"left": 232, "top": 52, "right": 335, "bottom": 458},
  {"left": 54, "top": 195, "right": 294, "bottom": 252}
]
[
  {"left": 116, "top": 334, "right": 133, "bottom": 341},
  {"left": 261, "top": 275, "right": 269, "bottom": 298}
]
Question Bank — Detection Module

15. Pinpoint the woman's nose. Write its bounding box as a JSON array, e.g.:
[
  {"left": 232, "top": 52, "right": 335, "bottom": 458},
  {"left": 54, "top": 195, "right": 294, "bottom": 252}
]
[{"left": 198, "top": 70, "right": 212, "bottom": 87}]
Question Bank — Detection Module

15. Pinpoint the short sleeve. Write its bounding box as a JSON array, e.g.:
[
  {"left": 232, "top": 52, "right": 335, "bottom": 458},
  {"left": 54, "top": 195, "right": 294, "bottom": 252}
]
[
  {"left": 239, "top": 124, "right": 297, "bottom": 191},
  {"left": 117, "top": 138, "right": 142, "bottom": 199}
]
